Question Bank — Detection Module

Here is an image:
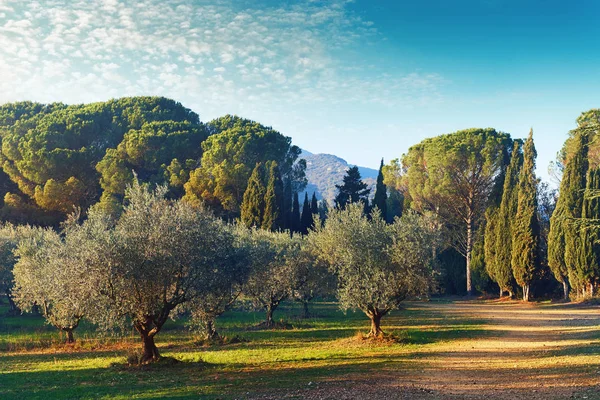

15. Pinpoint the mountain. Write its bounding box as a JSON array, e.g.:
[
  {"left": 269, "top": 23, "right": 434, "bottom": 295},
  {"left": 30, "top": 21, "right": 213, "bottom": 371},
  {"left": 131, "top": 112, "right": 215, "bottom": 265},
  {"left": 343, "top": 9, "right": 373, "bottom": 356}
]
[{"left": 299, "top": 150, "right": 378, "bottom": 204}]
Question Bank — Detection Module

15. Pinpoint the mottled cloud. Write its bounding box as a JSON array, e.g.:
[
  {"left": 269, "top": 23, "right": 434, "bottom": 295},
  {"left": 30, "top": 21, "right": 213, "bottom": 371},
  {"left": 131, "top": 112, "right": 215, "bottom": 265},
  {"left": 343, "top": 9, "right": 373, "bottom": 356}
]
[{"left": 0, "top": 0, "right": 445, "bottom": 118}]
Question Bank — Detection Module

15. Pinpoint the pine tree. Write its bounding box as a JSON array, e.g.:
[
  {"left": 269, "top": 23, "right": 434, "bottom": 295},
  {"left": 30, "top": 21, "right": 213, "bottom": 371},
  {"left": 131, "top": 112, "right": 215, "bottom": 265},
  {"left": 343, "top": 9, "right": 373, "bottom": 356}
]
[
  {"left": 334, "top": 166, "right": 370, "bottom": 210},
  {"left": 262, "top": 161, "right": 284, "bottom": 231},
  {"left": 240, "top": 163, "right": 266, "bottom": 228},
  {"left": 372, "top": 158, "right": 388, "bottom": 220},
  {"left": 486, "top": 140, "right": 522, "bottom": 297},
  {"left": 291, "top": 192, "right": 301, "bottom": 234},
  {"left": 300, "top": 193, "right": 313, "bottom": 234},
  {"left": 511, "top": 130, "right": 540, "bottom": 301}
]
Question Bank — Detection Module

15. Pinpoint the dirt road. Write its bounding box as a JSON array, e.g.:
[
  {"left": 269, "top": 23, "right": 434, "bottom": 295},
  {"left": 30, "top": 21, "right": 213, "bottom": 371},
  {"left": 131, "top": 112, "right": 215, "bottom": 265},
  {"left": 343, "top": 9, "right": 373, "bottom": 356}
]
[{"left": 253, "top": 300, "right": 600, "bottom": 400}]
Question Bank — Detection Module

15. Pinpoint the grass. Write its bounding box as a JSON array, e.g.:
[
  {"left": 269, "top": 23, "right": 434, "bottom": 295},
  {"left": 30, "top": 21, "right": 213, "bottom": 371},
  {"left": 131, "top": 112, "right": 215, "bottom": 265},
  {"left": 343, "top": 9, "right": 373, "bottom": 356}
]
[{"left": 1, "top": 299, "right": 600, "bottom": 399}]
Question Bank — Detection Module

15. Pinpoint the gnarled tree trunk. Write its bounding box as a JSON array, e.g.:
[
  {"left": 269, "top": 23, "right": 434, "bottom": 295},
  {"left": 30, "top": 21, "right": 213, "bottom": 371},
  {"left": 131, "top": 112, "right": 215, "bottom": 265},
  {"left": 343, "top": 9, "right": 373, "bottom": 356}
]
[
  {"left": 204, "top": 318, "right": 219, "bottom": 341},
  {"left": 366, "top": 307, "right": 387, "bottom": 337},
  {"left": 134, "top": 316, "right": 164, "bottom": 363}
]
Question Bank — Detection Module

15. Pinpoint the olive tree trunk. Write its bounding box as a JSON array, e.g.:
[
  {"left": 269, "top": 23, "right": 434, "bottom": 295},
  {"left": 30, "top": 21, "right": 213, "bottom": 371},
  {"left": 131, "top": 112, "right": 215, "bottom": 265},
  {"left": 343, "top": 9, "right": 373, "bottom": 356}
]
[{"left": 365, "top": 308, "right": 387, "bottom": 337}]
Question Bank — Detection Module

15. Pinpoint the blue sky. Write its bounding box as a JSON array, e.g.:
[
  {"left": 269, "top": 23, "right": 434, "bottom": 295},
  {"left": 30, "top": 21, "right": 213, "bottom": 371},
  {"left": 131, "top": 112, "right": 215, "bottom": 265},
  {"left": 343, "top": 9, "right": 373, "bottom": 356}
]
[{"left": 1, "top": 0, "right": 599, "bottom": 183}]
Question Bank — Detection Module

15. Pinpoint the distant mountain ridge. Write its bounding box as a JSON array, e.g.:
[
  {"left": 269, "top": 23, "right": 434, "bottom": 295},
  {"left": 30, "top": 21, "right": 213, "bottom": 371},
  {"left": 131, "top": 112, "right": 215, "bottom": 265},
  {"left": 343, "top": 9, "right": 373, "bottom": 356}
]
[{"left": 299, "top": 150, "right": 378, "bottom": 204}]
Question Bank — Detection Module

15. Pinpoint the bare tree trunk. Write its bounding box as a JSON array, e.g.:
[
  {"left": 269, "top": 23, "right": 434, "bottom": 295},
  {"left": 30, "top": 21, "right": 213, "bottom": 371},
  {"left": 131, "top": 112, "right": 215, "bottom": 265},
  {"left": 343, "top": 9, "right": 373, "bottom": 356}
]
[
  {"left": 589, "top": 283, "right": 594, "bottom": 297},
  {"left": 302, "top": 300, "right": 310, "bottom": 319},
  {"left": 499, "top": 286, "right": 503, "bottom": 298},
  {"left": 466, "top": 217, "right": 473, "bottom": 296},
  {"left": 562, "top": 279, "right": 570, "bottom": 301},
  {"left": 266, "top": 304, "right": 275, "bottom": 327},
  {"left": 523, "top": 284, "right": 530, "bottom": 302},
  {"left": 65, "top": 329, "right": 74, "bottom": 344},
  {"left": 366, "top": 308, "right": 385, "bottom": 337}
]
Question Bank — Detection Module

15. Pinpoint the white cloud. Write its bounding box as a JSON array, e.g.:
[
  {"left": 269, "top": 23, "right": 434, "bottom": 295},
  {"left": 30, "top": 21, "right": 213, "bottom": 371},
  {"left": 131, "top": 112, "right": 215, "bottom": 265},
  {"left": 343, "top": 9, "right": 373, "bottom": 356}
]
[{"left": 0, "top": 0, "right": 444, "bottom": 116}]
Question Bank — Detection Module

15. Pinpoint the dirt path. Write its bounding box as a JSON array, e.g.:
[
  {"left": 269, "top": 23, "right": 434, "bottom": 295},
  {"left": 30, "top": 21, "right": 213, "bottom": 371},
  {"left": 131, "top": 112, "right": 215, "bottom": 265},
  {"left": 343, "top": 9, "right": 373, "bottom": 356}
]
[{"left": 251, "top": 300, "right": 600, "bottom": 400}]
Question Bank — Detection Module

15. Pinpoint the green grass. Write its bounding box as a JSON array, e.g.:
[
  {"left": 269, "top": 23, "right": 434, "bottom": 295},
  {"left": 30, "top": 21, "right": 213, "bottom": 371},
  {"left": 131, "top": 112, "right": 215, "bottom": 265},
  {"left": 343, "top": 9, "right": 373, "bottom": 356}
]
[
  {"left": 0, "top": 300, "right": 484, "bottom": 399},
  {"left": 3, "top": 299, "right": 600, "bottom": 399}
]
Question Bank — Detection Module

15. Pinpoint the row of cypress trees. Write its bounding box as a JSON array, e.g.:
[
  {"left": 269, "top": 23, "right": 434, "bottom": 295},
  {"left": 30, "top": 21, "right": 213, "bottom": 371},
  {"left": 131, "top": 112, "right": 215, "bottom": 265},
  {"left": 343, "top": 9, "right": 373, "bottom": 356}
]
[
  {"left": 484, "top": 130, "right": 540, "bottom": 301},
  {"left": 240, "top": 161, "right": 320, "bottom": 234}
]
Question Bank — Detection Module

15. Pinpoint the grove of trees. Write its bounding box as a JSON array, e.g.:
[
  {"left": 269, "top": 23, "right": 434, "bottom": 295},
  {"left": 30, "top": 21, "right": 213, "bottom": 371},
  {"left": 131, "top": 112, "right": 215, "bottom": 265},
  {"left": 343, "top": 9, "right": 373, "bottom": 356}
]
[{"left": 1, "top": 96, "right": 600, "bottom": 362}]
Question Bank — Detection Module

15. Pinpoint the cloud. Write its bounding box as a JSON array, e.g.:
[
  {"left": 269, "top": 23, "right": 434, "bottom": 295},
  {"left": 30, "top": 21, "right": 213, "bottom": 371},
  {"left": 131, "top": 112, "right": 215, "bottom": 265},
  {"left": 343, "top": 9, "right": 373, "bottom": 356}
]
[{"left": 0, "top": 0, "right": 444, "bottom": 118}]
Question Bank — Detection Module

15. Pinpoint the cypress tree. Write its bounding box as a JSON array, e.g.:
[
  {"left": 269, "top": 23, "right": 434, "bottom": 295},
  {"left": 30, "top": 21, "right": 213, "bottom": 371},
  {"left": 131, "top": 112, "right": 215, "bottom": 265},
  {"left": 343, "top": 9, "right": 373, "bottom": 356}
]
[
  {"left": 372, "top": 159, "right": 387, "bottom": 220},
  {"left": 240, "top": 163, "right": 266, "bottom": 228},
  {"left": 263, "top": 161, "right": 284, "bottom": 231},
  {"left": 548, "top": 132, "right": 589, "bottom": 299},
  {"left": 576, "top": 167, "right": 600, "bottom": 296},
  {"left": 486, "top": 140, "right": 522, "bottom": 297},
  {"left": 511, "top": 130, "right": 540, "bottom": 301},
  {"left": 334, "top": 166, "right": 370, "bottom": 210},
  {"left": 562, "top": 132, "right": 589, "bottom": 295},
  {"left": 300, "top": 192, "right": 313, "bottom": 234},
  {"left": 282, "top": 179, "right": 293, "bottom": 231},
  {"left": 318, "top": 199, "right": 329, "bottom": 224},
  {"left": 291, "top": 192, "right": 301, "bottom": 234},
  {"left": 311, "top": 192, "right": 318, "bottom": 216}
]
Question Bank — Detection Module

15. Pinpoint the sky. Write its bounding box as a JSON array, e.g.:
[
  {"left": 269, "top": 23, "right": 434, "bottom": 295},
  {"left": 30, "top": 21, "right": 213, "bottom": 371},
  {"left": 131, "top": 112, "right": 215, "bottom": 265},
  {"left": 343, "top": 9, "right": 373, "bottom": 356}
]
[{"left": 1, "top": 0, "right": 599, "bottom": 183}]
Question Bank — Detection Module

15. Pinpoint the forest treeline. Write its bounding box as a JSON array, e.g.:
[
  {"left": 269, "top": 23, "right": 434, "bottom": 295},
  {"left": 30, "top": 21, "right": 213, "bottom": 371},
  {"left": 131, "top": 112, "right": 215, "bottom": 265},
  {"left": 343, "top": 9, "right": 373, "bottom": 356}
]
[{"left": 0, "top": 97, "right": 599, "bottom": 361}]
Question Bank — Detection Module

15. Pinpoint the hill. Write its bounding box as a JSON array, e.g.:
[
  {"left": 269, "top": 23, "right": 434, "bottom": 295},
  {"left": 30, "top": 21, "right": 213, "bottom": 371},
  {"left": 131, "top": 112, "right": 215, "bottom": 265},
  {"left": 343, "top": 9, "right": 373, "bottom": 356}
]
[{"left": 300, "top": 150, "right": 378, "bottom": 204}]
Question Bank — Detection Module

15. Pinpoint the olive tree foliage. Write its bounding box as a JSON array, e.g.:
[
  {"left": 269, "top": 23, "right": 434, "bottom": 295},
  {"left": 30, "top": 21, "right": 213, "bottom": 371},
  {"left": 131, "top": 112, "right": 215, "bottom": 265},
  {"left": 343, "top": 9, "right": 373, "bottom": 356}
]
[
  {"left": 61, "top": 180, "right": 238, "bottom": 362},
  {"left": 187, "top": 226, "right": 250, "bottom": 341},
  {"left": 310, "top": 204, "right": 438, "bottom": 337},
  {"left": 241, "top": 228, "right": 306, "bottom": 327},
  {"left": 0, "top": 224, "right": 48, "bottom": 315},
  {"left": 11, "top": 224, "right": 99, "bottom": 343}
]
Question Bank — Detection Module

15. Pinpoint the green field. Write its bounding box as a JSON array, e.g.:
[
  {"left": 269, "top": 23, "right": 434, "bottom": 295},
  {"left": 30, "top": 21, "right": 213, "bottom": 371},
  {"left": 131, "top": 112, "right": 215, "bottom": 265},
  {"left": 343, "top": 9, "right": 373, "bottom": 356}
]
[{"left": 1, "top": 299, "right": 600, "bottom": 399}]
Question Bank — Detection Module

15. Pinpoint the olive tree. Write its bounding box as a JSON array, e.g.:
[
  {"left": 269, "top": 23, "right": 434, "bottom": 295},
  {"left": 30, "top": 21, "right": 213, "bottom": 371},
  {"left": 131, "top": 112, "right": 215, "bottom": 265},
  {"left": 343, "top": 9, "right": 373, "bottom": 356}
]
[
  {"left": 11, "top": 225, "right": 96, "bottom": 343},
  {"left": 69, "top": 181, "right": 237, "bottom": 362},
  {"left": 310, "top": 204, "right": 437, "bottom": 336},
  {"left": 188, "top": 225, "right": 251, "bottom": 341},
  {"left": 242, "top": 229, "right": 305, "bottom": 327}
]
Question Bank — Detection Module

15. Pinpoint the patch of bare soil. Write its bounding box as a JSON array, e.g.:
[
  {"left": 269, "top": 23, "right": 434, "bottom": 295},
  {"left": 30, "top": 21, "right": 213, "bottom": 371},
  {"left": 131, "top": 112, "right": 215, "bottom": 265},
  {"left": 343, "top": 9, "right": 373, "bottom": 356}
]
[{"left": 248, "top": 300, "right": 600, "bottom": 400}]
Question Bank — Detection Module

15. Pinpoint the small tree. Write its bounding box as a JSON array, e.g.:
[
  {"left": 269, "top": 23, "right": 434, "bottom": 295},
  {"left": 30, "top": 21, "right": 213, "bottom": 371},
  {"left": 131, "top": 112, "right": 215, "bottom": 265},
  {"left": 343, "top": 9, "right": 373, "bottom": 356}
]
[
  {"left": 310, "top": 203, "right": 436, "bottom": 336},
  {"left": 188, "top": 225, "right": 251, "bottom": 340},
  {"left": 12, "top": 226, "right": 92, "bottom": 343},
  {"left": 242, "top": 229, "right": 303, "bottom": 327}
]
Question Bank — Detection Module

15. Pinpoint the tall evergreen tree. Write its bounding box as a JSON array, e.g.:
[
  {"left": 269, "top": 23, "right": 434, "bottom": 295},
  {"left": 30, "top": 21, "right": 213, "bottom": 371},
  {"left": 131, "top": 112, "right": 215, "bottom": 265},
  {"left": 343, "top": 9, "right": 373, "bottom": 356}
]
[
  {"left": 282, "top": 179, "right": 293, "bottom": 231},
  {"left": 300, "top": 193, "right": 313, "bottom": 234},
  {"left": 575, "top": 167, "right": 600, "bottom": 296},
  {"left": 262, "top": 162, "right": 284, "bottom": 231},
  {"left": 511, "top": 130, "right": 540, "bottom": 301},
  {"left": 549, "top": 131, "right": 589, "bottom": 298},
  {"left": 485, "top": 140, "right": 522, "bottom": 297},
  {"left": 372, "top": 158, "right": 388, "bottom": 220},
  {"left": 240, "top": 163, "right": 266, "bottom": 228},
  {"left": 310, "top": 192, "right": 319, "bottom": 216},
  {"left": 318, "top": 199, "right": 329, "bottom": 224},
  {"left": 334, "top": 166, "right": 370, "bottom": 210},
  {"left": 291, "top": 192, "right": 301, "bottom": 234}
]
